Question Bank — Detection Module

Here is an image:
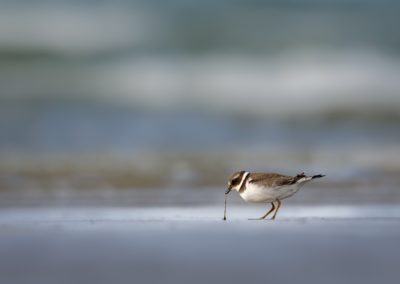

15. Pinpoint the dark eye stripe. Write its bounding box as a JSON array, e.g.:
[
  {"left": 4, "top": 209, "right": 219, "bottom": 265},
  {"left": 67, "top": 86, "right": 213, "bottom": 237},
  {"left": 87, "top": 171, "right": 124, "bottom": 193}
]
[{"left": 232, "top": 178, "right": 240, "bottom": 185}]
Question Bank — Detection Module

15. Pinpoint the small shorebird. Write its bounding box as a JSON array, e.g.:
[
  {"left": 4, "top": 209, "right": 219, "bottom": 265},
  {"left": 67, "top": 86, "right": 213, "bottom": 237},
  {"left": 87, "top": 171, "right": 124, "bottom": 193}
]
[{"left": 224, "top": 171, "right": 325, "bottom": 220}]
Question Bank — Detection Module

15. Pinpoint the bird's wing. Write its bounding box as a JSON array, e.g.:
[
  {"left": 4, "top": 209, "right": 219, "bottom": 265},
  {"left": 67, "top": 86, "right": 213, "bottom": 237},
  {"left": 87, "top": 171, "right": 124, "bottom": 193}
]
[{"left": 248, "top": 173, "right": 298, "bottom": 187}]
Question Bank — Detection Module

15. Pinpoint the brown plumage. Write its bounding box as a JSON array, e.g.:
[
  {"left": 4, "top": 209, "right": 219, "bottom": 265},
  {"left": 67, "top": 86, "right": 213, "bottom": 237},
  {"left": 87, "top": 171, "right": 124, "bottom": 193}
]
[{"left": 248, "top": 172, "right": 305, "bottom": 188}]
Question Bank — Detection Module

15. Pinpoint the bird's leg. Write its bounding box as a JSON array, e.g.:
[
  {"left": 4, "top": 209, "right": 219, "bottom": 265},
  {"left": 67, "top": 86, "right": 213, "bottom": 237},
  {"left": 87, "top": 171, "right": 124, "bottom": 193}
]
[
  {"left": 248, "top": 202, "right": 276, "bottom": 220},
  {"left": 271, "top": 200, "right": 281, "bottom": 220}
]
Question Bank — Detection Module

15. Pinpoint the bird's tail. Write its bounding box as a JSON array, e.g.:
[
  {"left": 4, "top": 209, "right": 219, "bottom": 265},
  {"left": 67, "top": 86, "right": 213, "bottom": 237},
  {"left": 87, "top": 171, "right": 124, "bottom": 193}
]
[
  {"left": 294, "top": 173, "right": 325, "bottom": 184},
  {"left": 311, "top": 174, "right": 325, "bottom": 179}
]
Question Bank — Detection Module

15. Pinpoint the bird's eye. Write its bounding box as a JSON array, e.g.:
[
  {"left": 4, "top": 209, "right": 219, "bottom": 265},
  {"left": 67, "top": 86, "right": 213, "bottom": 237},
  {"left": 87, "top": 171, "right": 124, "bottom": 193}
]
[{"left": 232, "top": 178, "right": 240, "bottom": 185}]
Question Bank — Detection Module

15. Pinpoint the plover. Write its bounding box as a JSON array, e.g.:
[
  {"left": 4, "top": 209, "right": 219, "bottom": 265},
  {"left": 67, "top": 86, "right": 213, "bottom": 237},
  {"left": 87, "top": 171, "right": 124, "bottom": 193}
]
[{"left": 224, "top": 171, "right": 325, "bottom": 220}]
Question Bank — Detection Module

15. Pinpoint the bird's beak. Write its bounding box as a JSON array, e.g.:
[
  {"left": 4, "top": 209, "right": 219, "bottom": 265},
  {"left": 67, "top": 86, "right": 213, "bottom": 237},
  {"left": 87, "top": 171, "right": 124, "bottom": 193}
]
[{"left": 225, "top": 185, "right": 232, "bottom": 195}]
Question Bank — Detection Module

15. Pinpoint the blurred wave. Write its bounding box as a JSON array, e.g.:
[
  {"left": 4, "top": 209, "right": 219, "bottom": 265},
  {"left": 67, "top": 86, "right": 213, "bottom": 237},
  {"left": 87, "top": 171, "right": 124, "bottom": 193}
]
[
  {"left": 1, "top": 0, "right": 400, "bottom": 115},
  {"left": 2, "top": 50, "right": 400, "bottom": 115}
]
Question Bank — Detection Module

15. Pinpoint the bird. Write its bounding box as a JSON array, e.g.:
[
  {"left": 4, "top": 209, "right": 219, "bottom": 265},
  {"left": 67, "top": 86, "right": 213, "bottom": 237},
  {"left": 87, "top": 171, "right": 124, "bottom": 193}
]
[{"left": 225, "top": 171, "right": 325, "bottom": 220}]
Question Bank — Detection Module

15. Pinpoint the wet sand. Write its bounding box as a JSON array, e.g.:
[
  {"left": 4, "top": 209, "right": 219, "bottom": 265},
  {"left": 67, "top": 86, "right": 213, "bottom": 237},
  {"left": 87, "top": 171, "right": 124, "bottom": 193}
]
[{"left": 0, "top": 206, "right": 399, "bottom": 284}]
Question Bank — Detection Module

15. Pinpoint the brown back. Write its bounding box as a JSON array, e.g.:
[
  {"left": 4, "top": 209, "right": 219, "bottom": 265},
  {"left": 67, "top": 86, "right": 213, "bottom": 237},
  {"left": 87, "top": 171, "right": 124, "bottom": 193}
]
[{"left": 248, "top": 172, "right": 304, "bottom": 187}]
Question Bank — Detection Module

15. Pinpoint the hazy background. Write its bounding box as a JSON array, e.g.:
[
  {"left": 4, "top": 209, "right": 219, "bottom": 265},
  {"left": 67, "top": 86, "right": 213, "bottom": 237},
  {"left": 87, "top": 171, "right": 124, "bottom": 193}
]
[
  {"left": 0, "top": 0, "right": 400, "bottom": 206},
  {"left": 1, "top": 2, "right": 400, "bottom": 284}
]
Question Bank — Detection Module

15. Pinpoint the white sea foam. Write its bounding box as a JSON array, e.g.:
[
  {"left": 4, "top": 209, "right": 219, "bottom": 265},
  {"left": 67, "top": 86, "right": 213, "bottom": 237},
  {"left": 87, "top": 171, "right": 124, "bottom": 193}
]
[
  {"left": 2, "top": 49, "right": 400, "bottom": 116},
  {"left": 92, "top": 50, "right": 400, "bottom": 116}
]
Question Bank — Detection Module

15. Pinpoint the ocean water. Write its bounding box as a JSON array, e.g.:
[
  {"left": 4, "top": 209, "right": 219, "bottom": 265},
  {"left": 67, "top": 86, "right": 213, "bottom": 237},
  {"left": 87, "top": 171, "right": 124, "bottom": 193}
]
[
  {"left": 0, "top": 0, "right": 399, "bottom": 194},
  {"left": 1, "top": 0, "right": 400, "bottom": 104}
]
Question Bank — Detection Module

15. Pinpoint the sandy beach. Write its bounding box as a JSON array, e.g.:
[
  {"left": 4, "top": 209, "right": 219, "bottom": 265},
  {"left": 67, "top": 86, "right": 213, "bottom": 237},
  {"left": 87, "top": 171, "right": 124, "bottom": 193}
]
[{"left": 0, "top": 205, "right": 399, "bottom": 284}]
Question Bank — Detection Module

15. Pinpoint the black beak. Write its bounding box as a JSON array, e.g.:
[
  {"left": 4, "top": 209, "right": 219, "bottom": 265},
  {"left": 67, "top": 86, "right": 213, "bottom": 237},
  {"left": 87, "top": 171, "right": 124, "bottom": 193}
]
[{"left": 225, "top": 186, "right": 232, "bottom": 195}]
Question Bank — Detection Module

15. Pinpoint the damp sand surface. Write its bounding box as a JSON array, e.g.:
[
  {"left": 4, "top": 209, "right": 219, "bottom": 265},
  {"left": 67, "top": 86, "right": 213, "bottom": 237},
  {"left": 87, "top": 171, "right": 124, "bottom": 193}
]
[{"left": 0, "top": 205, "right": 399, "bottom": 284}]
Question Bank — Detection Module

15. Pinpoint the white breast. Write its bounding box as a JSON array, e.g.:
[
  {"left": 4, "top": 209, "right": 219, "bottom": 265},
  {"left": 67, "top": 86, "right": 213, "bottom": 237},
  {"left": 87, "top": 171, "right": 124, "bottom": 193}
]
[{"left": 239, "top": 182, "right": 301, "bottom": 203}]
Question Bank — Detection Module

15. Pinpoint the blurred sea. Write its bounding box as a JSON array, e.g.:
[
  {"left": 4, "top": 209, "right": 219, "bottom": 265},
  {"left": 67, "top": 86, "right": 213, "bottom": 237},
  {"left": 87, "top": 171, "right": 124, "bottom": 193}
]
[{"left": 0, "top": 0, "right": 399, "bottom": 203}]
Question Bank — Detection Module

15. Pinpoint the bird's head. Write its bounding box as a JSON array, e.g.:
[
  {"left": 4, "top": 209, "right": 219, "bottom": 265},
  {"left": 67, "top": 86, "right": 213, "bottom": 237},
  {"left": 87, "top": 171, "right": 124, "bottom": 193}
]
[{"left": 226, "top": 170, "right": 249, "bottom": 194}]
